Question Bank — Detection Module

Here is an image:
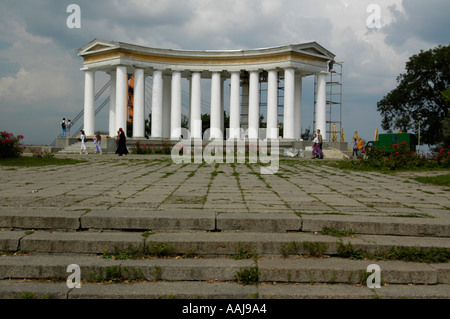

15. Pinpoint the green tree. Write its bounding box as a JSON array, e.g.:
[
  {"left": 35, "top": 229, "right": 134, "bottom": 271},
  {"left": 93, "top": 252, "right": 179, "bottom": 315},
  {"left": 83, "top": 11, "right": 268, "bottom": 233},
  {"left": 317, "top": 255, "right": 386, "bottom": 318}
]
[
  {"left": 441, "top": 89, "right": 450, "bottom": 147},
  {"left": 377, "top": 45, "right": 449, "bottom": 145}
]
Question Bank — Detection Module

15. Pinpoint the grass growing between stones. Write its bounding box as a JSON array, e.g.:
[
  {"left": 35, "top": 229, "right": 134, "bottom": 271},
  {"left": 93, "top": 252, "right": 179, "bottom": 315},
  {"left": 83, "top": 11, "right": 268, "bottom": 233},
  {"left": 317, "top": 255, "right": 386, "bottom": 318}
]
[
  {"left": 235, "top": 266, "right": 260, "bottom": 285},
  {"left": 0, "top": 156, "right": 85, "bottom": 167},
  {"left": 337, "top": 240, "right": 450, "bottom": 263}
]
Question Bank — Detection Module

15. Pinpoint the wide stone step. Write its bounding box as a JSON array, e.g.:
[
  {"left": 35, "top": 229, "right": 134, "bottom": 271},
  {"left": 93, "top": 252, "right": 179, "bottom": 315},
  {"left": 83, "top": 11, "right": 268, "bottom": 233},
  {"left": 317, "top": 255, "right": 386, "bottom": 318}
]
[
  {"left": 1, "top": 207, "right": 449, "bottom": 237},
  {"left": 0, "top": 280, "right": 449, "bottom": 299},
  {"left": 2, "top": 230, "right": 450, "bottom": 257},
  {"left": 0, "top": 255, "right": 448, "bottom": 285}
]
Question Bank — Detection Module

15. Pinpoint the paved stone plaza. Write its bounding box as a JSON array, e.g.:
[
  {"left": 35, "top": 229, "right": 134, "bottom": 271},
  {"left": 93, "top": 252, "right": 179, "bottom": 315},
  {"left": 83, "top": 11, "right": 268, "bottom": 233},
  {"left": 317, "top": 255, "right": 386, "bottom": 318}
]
[
  {"left": 1, "top": 154, "right": 448, "bottom": 217},
  {"left": 0, "top": 153, "right": 449, "bottom": 299}
]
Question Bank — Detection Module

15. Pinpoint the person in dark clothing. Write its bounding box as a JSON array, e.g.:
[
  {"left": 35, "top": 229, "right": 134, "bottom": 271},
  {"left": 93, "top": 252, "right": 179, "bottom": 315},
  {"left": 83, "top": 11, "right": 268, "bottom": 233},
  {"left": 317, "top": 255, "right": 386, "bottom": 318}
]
[{"left": 115, "top": 128, "right": 129, "bottom": 156}]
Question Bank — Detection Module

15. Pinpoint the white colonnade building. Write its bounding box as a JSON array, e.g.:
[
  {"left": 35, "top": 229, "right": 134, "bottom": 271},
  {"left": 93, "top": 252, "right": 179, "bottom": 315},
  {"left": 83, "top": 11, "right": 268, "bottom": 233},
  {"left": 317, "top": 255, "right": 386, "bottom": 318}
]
[{"left": 77, "top": 39, "right": 335, "bottom": 141}]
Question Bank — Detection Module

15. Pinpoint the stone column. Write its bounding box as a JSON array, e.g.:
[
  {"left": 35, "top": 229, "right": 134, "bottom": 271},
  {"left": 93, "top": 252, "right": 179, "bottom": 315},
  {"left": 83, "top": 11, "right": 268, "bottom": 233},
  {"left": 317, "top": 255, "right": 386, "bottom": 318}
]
[
  {"left": 170, "top": 71, "right": 182, "bottom": 139},
  {"left": 220, "top": 77, "right": 225, "bottom": 138},
  {"left": 133, "top": 68, "right": 145, "bottom": 138},
  {"left": 283, "top": 68, "right": 295, "bottom": 140},
  {"left": 83, "top": 70, "right": 95, "bottom": 136},
  {"left": 151, "top": 70, "right": 163, "bottom": 138},
  {"left": 294, "top": 74, "right": 302, "bottom": 140},
  {"left": 210, "top": 72, "right": 222, "bottom": 140},
  {"left": 115, "top": 65, "right": 128, "bottom": 136},
  {"left": 248, "top": 70, "right": 260, "bottom": 140},
  {"left": 315, "top": 72, "right": 327, "bottom": 140},
  {"left": 162, "top": 74, "right": 171, "bottom": 139},
  {"left": 190, "top": 72, "right": 202, "bottom": 139},
  {"left": 266, "top": 70, "right": 278, "bottom": 139},
  {"left": 229, "top": 71, "right": 240, "bottom": 139},
  {"left": 108, "top": 70, "right": 116, "bottom": 137}
]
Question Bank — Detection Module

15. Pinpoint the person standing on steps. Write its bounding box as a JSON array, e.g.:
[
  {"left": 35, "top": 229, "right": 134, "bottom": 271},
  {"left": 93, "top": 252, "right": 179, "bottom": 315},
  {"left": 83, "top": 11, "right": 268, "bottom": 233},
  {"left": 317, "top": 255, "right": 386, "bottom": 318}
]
[
  {"left": 67, "top": 119, "right": 72, "bottom": 138},
  {"left": 61, "top": 118, "right": 67, "bottom": 138}
]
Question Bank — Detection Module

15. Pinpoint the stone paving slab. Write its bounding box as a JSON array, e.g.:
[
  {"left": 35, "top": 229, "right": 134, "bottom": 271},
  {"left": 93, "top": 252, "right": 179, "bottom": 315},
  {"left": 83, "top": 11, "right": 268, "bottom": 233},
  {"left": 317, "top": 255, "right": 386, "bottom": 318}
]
[
  {"left": 81, "top": 209, "right": 216, "bottom": 231},
  {"left": 301, "top": 214, "right": 450, "bottom": 237},
  {"left": 20, "top": 231, "right": 144, "bottom": 254},
  {"left": 1, "top": 254, "right": 447, "bottom": 285},
  {"left": 3, "top": 229, "right": 450, "bottom": 256},
  {"left": 0, "top": 279, "right": 448, "bottom": 299},
  {"left": 217, "top": 213, "right": 302, "bottom": 232},
  {"left": 0, "top": 207, "right": 83, "bottom": 230},
  {"left": 258, "top": 257, "right": 440, "bottom": 284},
  {"left": 67, "top": 281, "right": 257, "bottom": 299},
  {"left": 258, "top": 283, "right": 450, "bottom": 299}
]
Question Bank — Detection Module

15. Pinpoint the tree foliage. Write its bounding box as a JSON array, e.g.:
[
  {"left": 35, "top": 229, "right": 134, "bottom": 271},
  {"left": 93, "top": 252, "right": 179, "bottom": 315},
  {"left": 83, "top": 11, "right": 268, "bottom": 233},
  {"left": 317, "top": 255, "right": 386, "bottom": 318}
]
[{"left": 377, "top": 45, "right": 450, "bottom": 145}]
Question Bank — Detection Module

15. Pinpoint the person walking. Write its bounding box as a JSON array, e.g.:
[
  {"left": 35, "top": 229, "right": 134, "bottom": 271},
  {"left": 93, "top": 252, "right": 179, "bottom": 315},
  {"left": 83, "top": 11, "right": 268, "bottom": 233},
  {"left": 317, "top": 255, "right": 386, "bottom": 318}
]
[
  {"left": 94, "top": 130, "right": 102, "bottom": 154},
  {"left": 311, "top": 133, "right": 323, "bottom": 159},
  {"left": 115, "top": 128, "right": 128, "bottom": 156},
  {"left": 316, "top": 129, "right": 323, "bottom": 159},
  {"left": 61, "top": 118, "right": 67, "bottom": 138},
  {"left": 80, "top": 130, "right": 88, "bottom": 154}
]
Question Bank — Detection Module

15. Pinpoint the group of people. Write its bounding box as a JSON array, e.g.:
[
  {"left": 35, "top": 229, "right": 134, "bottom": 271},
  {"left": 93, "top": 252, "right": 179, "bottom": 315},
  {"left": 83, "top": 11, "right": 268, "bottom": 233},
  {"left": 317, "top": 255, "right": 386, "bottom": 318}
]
[
  {"left": 351, "top": 137, "right": 365, "bottom": 158},
  {"left": 60, "top": 118, "right": 73, "bottom": 138},
  {"left": 312, "top": 129, "right": 324, "bottom": 159},
  {"left": 78, "top": 127, "right": 128, "bottom": 156},
  {"left": 79, "top": 130, "right": 103, "bottom": 155}
]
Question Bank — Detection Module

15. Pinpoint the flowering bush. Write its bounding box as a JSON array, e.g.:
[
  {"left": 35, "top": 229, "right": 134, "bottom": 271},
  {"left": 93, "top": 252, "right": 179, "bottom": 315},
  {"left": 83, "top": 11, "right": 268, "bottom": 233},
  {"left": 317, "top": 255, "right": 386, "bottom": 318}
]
[
  {"left": 341, "top": 142, "right": 449, "bottom": 171},
  {"left": 0, "top": 131, "right": 25, "bottom": 159},
  {"left": 130, "top": 141, "right": 172, "bottom": 155}
]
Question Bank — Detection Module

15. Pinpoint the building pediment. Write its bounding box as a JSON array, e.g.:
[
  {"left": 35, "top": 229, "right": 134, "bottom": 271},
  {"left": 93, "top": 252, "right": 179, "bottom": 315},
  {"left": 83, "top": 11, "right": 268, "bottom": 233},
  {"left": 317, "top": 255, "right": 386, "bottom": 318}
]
[{"left": 76, "top": 39, "right": 119, "bottom": 56}]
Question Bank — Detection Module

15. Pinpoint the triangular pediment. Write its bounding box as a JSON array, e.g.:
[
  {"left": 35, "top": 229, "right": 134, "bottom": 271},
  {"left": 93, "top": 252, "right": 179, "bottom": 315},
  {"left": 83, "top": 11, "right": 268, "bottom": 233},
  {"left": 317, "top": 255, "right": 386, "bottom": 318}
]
[
  {"left": 292, "top": 42, "right": 335, "bottom": 60},
  {"left": 77, "top": 39, "right": 119, "bottom": 56}
]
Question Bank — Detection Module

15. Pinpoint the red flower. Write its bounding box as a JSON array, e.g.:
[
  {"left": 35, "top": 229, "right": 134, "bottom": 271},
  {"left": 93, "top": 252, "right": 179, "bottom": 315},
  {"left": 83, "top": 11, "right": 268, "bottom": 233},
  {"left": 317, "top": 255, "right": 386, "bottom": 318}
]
[
  {"left": 395, "top": 152, "right": 399, "bottom": 155},
  {"left": 392, "top": 144, "right": 398, "bottom": 148}
]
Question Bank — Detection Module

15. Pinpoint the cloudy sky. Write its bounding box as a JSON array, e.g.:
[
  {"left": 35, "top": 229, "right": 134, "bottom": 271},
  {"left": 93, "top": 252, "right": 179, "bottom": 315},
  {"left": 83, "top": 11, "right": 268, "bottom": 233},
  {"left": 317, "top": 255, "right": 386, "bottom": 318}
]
[{"left": 0, "top": 0, "right": 448, "bottom": 146}]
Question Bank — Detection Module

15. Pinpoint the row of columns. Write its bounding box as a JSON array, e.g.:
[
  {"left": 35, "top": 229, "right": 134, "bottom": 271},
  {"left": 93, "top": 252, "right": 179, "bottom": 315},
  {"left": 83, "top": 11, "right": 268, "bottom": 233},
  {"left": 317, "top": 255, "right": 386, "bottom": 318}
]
[{"left": 83, "top": 66, "right": 328, "bottom": 141}]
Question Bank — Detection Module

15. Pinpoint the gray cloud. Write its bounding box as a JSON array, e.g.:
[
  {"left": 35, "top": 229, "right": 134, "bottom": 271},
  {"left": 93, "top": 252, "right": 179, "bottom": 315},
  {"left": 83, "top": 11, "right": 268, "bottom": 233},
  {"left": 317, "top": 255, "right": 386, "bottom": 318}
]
[{"left": 384, "top": 0, "right": 450, "bottom": 47}]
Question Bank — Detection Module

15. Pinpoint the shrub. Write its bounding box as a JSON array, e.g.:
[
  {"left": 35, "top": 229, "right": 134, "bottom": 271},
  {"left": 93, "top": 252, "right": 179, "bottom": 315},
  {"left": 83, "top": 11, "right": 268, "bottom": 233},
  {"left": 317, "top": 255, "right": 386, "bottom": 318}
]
[
  {"left": 0, "top": 131, "right": 25, "bottom": 159},
  {"left": 131, "top": 141, "right": 171, "bottom": 155},
  {"left": 338, "top": 142, "right": 449, "bottom": 171}
]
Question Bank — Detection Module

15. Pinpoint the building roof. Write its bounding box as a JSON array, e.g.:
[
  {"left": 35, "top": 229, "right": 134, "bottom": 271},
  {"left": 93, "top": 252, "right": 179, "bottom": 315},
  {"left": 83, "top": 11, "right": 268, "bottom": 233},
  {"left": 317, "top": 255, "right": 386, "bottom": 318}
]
[{"left": 77, "top": 39, "right": 335, "bottom": 76}]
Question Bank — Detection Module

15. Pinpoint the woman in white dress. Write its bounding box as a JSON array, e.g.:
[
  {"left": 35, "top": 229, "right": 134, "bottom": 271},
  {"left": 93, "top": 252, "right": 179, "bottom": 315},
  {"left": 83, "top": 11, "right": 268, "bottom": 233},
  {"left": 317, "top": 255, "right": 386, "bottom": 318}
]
[{"left": 80, "top": 130, "right": 88, "bottom": 154}]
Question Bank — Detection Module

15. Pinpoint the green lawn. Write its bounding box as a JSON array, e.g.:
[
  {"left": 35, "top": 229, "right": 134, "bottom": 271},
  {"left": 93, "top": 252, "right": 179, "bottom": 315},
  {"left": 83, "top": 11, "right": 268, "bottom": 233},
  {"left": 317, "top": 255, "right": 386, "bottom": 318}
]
[{"left": 414, "top": 173, "right": 450, "bottom": 186}]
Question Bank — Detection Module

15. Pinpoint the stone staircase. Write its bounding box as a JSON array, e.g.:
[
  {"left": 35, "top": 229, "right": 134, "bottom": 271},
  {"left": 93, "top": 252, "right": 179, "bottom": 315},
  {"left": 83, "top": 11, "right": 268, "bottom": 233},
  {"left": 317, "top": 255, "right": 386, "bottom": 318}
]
[
  {"left": 0, "top": 208, "right": 449, "bottom": 300},
  {"left": 56, "top": 140, "right": 96, "bottom": 154}
]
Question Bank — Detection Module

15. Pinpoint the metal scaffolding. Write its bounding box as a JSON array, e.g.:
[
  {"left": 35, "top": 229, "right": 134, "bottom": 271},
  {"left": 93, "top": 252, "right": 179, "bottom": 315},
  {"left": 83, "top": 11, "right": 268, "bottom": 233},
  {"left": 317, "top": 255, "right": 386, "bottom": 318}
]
[{"left": 314, "top": 62, "right": 344, "bottom": 142}]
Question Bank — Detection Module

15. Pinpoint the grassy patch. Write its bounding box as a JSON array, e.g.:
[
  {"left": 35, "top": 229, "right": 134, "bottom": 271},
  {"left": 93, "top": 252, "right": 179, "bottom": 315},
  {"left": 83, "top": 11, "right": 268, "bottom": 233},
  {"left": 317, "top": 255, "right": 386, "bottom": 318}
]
[
  {"left": 236, "top": 266, "right": 260, "bottom": 285},
  {"left": 232, "top": 242, "right": 257, "bottom": 260},
  {"left": 0, "top": 156, "right": 85, "bottom": 167},
  {"left": 337, "top": 240, "right": 450, "bottom": 263},
  {"left": 302, "top": 241, "right": 329, "bottom": 257},
  {"left": 414, "top": 174, "right": 450, "bottom": 186}
]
